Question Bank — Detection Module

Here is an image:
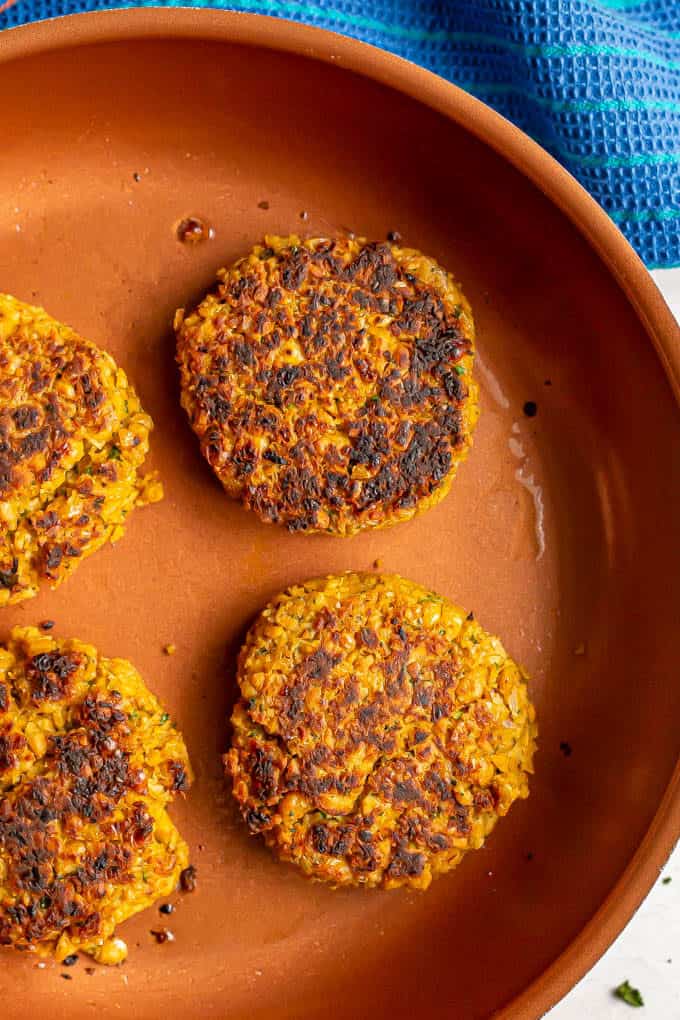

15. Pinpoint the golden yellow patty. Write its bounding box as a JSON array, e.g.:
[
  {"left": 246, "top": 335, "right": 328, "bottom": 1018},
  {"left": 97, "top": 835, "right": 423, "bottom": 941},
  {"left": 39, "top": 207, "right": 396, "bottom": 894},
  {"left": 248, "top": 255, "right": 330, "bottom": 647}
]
[
  {"left": 226, "top": 573, "right": 537, "bottom": 890},
  {"left": 0, "top": 627, "right": 192, "bottom": 964},
  {"left": 176, "top": 236, "right": 478, "bottom": 536},
  {"left": 0, "top": 295, "right": 162, "bottom": 606}
]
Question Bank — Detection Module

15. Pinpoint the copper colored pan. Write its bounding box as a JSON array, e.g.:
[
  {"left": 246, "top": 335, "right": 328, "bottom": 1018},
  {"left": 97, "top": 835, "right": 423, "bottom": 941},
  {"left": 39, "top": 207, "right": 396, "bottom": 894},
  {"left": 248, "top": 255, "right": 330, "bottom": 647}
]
[{"left": 0, "top": 11, "right": 678, "bottom": 1019}]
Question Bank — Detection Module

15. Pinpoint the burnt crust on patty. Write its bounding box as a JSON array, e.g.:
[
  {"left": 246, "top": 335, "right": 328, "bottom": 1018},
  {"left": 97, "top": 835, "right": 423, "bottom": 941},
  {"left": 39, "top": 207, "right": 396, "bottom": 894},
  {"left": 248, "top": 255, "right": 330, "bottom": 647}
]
[
  {"left": 176, "top": 236, "right": 479, "bottom": 535},
  {"left": 225, "top": 573, "right": 537, "bottom": 890},
  {"left": 0, "top": 627, "right": 192, "bottom": 964},
  {"left": 0, "top": 294, "right": 163, "bottom": 606}
]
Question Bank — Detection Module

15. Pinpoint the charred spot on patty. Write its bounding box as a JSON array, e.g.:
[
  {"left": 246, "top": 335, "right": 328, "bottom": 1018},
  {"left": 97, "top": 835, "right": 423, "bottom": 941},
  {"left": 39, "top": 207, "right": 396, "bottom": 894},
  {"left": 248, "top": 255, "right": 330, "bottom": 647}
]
[
  {"left": 25, "top": 650, "right": 80, "bottom": 703},
  {"left": 176, "top": 236, "right": 479, "bottom": 535}
]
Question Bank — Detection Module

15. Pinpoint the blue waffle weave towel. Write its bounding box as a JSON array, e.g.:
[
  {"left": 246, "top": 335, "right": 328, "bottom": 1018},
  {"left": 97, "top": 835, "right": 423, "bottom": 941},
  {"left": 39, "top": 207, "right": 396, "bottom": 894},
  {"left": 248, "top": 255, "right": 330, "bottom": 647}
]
[{"left": 2, "top": 0, "right": 679, "bottom": 268}]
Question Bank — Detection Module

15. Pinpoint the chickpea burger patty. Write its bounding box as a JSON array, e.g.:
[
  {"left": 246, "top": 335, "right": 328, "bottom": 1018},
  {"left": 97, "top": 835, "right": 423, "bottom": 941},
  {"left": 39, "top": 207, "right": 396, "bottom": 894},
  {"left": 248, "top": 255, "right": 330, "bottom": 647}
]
[
  {"left": 225, "top": 573, "right": 537, "bottom": 890},
  {"left": 176, "top": 236, "right": 479, "bottom": 535},
  {"left": 0, "top": 294, "right": 162, "bottom": 606},
  {"left": 0, "top": 627, "right": 192, "bottom": 964}
]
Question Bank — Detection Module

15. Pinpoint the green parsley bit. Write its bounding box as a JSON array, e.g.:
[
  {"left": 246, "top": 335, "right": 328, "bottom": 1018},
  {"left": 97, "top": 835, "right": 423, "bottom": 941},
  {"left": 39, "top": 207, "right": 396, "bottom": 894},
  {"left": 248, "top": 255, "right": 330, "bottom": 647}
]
[
  {"left": 159, "top": 712, "right": 169, "bottom": 724},
  {"left": 614, "top": 981, "right": 644, "bottom": 1008},
  {"left": 109, "top": 445, "right": 122, "bottom": 460},
  {"left": 454, "top": 365, "right": 466, "bottom": 376},
  {"left": 662, "top": 876, "right": 672, "bottom": 885}
]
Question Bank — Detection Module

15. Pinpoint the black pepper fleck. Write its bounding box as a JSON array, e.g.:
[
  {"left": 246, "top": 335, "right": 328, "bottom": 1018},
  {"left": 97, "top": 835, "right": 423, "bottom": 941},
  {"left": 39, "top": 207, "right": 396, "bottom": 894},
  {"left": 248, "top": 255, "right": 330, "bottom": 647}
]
[
  {"left": 159, "top": 902, "right": 174, "bottom": 914},
  {"left": 523, "top": 400, "right": 538, "bottom": 417},
  {"left": 39, "top": 620, "right": 55, "bottom": 631},
  {"left": 386, "top": 230, "right": 402, "bottom": 243},
  {"left": 559, "top": 741, "right": 572, "bottom": 757},
  {"left": 62, "top": 954, "right": 79, "bottom": 967}
]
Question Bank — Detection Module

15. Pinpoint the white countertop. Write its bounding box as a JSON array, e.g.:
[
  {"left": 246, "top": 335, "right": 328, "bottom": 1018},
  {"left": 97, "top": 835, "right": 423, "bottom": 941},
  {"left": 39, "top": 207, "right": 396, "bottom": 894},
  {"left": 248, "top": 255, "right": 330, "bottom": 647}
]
[{"left": 549, "top": 267, "right": 680, "bottom": 1019}]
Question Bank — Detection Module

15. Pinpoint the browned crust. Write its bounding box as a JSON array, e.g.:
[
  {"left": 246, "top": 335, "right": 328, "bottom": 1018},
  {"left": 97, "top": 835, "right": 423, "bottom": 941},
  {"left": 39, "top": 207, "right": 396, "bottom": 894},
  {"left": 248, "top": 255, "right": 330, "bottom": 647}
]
[
  {"left": 176, "top": 236, "right": 478, "bottom": 535},
  {"left": 0, "top": 628, "right": 191, "bottom": 956},
  {"left": 0, "top": 294, "right": 161, "bottom": 605},
  {"left": 226, "top": 573, "right": 537, "bottom": 890}
]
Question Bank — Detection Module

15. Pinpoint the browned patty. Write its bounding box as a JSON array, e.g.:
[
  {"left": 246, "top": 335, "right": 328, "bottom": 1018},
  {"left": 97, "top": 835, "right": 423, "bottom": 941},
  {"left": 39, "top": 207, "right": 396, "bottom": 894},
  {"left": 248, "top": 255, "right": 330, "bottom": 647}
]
[
  {"left": 226, "top": 573, "right": 537, "bottom": 890},
  {"left": 0, "top": 294, "right": 162, "bottom": 606},
  {"left": 0, "top": 627, "right": 191, "bottom": 964},
  {"left": 176, "top": 235, "right": 479, "bottom": 536}
]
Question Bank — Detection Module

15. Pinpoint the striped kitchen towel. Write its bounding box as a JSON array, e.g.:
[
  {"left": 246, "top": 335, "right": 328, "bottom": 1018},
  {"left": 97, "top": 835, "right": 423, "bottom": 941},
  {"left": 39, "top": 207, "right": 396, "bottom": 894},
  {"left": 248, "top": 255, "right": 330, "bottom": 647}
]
[{"left": 2, "top": 0, "right": 679, "bottom": 268}]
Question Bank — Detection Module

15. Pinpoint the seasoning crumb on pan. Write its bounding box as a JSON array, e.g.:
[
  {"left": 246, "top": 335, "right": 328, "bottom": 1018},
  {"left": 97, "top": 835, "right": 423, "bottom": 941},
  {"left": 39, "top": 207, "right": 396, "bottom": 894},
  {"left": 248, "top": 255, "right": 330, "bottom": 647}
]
[
  {"left": 150, "top": 929, "right": 175, "bottom": 944},
  {"left": 523, "top": 400, "right": 538, "bottom": 417},
  {"left": 176, "top": 217, "right": 213, "bottom": 245},
  {"left": 176, "top": 235, "right": 479, "bottom": 536},
  {"left": 226, "top": 572, "right": 537, "bottom": 890},
  {"left": 559, "top": 741, "right": 573, "bottom": 757},
  {"left": 164, "top": 643, "right": 177, "bottom": 656},
  {"left": 257, "top": 200, "right": 270, "bottom": 210},
  {"left": 39, "top": 620, "right": 55, "bottom": 631},
  {"left": 159, "top": 903, "right": 174, "bottom": 914},
  {"left": 0, "top": 293, "right": 163, "bottom": 606},
  {"left": 0, "top": 627, "right": 193, "bottom": 965},
  {"left": 180, "top": 865, "right": 197, "bottom": 892}
]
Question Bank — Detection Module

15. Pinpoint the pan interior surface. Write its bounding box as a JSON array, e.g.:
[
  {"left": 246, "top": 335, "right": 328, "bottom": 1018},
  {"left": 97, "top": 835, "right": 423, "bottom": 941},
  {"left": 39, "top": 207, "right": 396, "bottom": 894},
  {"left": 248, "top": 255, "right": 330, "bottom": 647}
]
[{"left": 0, "top": 23, "right": 678, "bottom": 1020}]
